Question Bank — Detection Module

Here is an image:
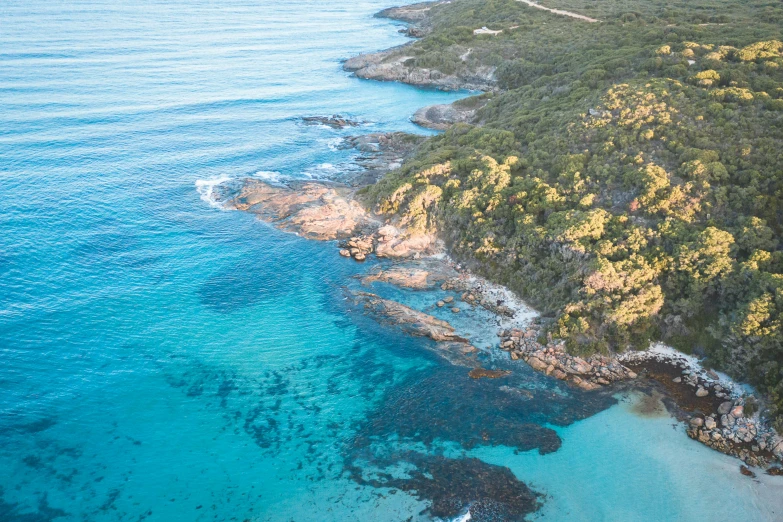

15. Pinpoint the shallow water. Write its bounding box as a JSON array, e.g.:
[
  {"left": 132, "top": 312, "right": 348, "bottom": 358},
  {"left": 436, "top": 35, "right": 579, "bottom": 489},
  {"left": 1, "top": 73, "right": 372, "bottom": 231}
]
[{"left": 1, "top": 1, "right": 781, "bottom": 521}]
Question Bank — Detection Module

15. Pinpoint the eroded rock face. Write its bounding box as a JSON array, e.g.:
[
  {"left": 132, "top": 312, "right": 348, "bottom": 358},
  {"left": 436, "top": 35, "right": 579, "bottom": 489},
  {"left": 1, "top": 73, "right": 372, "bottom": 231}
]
[{"left": 223, "top": 180, "right": 372, "bottom": 240}]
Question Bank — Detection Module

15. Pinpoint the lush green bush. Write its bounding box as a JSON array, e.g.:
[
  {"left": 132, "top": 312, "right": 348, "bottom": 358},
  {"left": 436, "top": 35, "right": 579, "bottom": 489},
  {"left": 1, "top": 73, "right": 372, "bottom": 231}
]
[{"left": 365, "top": 0, "right": 783, "bottom": 425}]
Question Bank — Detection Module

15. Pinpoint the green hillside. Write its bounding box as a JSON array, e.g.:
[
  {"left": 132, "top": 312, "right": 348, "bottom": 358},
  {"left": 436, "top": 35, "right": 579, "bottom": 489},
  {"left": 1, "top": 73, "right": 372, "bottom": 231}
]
[{"left": 360, "top": 0, "right": 783, "bottom": 425}]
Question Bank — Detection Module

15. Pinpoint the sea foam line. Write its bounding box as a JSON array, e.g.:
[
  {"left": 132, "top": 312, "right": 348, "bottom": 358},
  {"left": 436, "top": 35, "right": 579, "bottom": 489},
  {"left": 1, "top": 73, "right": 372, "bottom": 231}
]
[{"left": 195, "top": 175, "right": 232, "bottom": 210}]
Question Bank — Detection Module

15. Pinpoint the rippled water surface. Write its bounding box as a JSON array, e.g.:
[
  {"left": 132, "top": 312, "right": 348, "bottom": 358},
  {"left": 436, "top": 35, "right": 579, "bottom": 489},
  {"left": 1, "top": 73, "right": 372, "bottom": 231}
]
[{"left": 2, "top": 1, "right": 782, "bottom": 521}]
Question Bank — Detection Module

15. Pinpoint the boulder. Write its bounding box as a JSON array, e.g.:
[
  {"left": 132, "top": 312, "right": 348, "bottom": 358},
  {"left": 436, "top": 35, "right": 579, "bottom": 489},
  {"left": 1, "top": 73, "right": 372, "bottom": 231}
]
[
  {"left": 730, "top": 405, "right": 744, "bottom": 418},
  {"left": 527, "top": 357, "right": 548, "bottom": 372},
  {"left": 673, "top": 377, "right": 682, "bottom": 383},
  {"left": 696, "top": 387, "right": 709, "bottom": 397},
  {"left": 740, "top": 465, "right": 756, "bottom": 478},
  {"left": 718, "top": 401, "right": 733, "bottom": 415},
  {"left": 705, "top": 416, "right": 717, "bottom": 430},
  {"left": 437, "top": 301, "right": 445, "bottom": 308},
  {"left": 451, "top": 307, "right": 461, "bottom": 314},
  {"left": 689, "top": 417, "right": 704, "bottom": 428}
]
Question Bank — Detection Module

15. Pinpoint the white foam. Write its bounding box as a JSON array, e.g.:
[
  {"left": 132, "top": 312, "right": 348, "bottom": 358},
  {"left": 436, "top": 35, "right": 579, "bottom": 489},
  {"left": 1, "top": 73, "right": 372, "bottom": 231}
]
[
  {"left": 305, "top": 162, "right": 338, "bottom": 177},
  {"left": 456, "top": 272, "right": 539, "bottom": 332},
  {"left": 326, "top": 137, "right": 344, "bottom": 151},
  {"left": 252, "top": 170, "right": 286, "bottom": 184},
  {"left": 434, "top": 506, "right": 472, "bottom": 522},
  {"left": 195, "top": 176, "right": 232, "bottom": 210},
  {"left": 448, "top": 510, "right": 472, "bottom": 522}
]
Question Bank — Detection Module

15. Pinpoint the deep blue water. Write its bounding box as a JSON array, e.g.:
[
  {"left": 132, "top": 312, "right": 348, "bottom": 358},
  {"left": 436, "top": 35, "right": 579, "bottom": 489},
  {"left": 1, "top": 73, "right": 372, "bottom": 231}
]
[{"left": 1, "top": 1, "right": 782, "bottom": 521}]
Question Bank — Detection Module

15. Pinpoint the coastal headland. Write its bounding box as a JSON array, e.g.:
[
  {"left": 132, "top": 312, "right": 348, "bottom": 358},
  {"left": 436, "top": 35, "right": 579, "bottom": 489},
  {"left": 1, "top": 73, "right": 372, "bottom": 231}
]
[{"left": 220, "top": 0, "right": 783, "bottom": 484}]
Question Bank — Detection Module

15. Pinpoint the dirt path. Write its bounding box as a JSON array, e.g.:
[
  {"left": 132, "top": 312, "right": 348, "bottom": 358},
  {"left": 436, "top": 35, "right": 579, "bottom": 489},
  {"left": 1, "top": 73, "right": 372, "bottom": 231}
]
[{"left": 517, "top": 0, "right": 600, "bottom": 22}]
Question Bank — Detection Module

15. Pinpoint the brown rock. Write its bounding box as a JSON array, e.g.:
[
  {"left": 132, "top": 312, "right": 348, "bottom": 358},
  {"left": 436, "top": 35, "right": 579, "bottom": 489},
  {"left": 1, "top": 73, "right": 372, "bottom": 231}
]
[
  {"left": 718, "top": 401, "right": 733, "bottom": 415},
  {"left": 351, "top": 292, "right": 468, "bottom": 344},
  {"left": 527, "top": 357, "right": 548, "bottom": 372},
  {"left": 451, "top": 307, "right": 461, "bottom": 314},
  {"left": 740, "top": 465, "right": 756, "bottom": 478},
  {"left": 689, "top": 417, "right": 704, "bottom": 428},
  {"left": 225, "top": 180, "right": 367, "bottom": 240}
]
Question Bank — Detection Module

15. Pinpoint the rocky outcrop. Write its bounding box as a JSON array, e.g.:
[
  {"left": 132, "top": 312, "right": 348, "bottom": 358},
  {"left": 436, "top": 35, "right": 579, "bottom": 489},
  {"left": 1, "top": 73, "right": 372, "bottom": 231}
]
[
  {"left": 686, "top": 400, "right": 783, "bottom": 468},
  {"left": 302, "top": 115, "right": 363, "bottom": 129},
  {"left": 437, "top": 280, "right": 518, "bottom": 319},
  {"left": 344, "top": 48, "right": 497, "bottom": 92},
  {"left": 498, "top": 325, "right": 637, "bottom": 391},
  {"left": 351, "top": 291, "right": 479, "bottom": 367},
  {"left": 220, "top": 179, "right": 441, "bottom": 260},
  {"left": 353, "top": 291, "right": 470, "bottom": 343},
  {"left": 376, "top": 2, "right": 442, "bottom": 24},
  {"left": 619, "top": 349, "right": 782, "bottom": 469},
  {"left": 223, "top": 180, "right": 372, "bottom": 240},
  {"left": 469, "top": 368, "right": 512, "bottom": 379},
  {"left": 362, "top": 259, "right": 458, "bottom": 290},
  {"left": 340, "top": 132, "right": 425, "bottom": 186},
  {"left": 412, "top": 103, "right": 477, "bottom": 130}
]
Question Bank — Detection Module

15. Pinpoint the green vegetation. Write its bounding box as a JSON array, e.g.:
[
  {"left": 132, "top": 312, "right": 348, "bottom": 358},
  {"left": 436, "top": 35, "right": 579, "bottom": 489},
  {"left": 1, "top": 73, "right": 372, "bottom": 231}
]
[{"left": 361, "top": 0, "right": 783, "bottom": 425}]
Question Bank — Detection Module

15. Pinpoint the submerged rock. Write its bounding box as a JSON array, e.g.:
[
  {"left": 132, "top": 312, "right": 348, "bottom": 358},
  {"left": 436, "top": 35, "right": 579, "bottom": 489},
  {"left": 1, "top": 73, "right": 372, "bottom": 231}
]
[
  {"left": 361, "top": 259, "right": 458, "bottom": 290},
  {"left": 302, "top": 115, "right": 362, "bottom": 129},
  {"left": 351, "top": 291, "right": 469, "bottom": 344},
  {"left": 469, "top": 368, "right": 512, "bottom": 379}
]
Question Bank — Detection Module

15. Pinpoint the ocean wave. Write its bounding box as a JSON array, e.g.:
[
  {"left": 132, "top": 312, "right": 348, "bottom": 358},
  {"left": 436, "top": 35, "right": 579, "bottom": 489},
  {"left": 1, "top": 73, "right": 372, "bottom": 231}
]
[
  {"left": 252, "top": 170, "right": 286, "bottom": 184},
  {"left": 326, "top": 137, "right": 344, "bottom": 151},
  {"left": 303, "top": 162, "right": 339, "bottom": 179},
  {"left": 195, "top": 176, "right": 232, "bottom": 209}
]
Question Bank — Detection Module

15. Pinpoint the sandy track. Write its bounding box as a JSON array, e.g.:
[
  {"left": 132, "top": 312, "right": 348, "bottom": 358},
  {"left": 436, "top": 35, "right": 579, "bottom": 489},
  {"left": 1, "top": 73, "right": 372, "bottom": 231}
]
[{"left": 517, "top": 0, "right": 600, "bottom": 22}]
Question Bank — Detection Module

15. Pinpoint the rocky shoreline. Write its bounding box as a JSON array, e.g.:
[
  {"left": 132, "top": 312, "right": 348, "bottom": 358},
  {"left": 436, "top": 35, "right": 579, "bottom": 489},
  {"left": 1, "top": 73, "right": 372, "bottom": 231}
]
[
  {"left": 498, "top": 323, "right": 783, "bottom": 471},
  {"left": 212, "top": 2, "right": 783, "bottom": 477},
  {"left": 219, "top": 168, "right": 783, "bottom": 473},
  {"left": 343, "top": 3, "right": 497, "bottom": 92}
]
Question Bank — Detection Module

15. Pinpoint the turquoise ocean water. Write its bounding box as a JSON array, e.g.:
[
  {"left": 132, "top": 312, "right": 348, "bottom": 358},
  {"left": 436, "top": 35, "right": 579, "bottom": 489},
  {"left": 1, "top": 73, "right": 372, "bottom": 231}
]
[{"left": 1, "top": 1, "right": 782, "bottom": 520}]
